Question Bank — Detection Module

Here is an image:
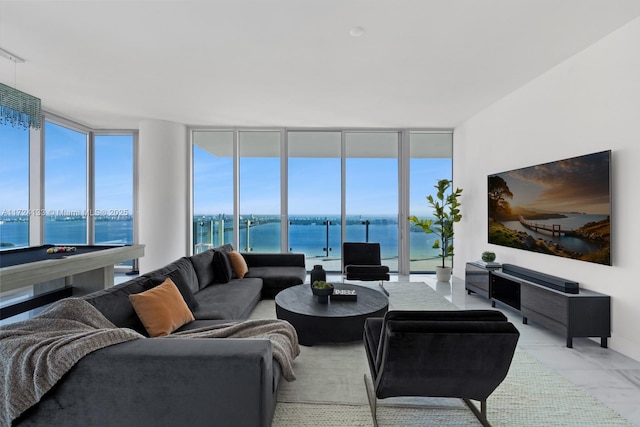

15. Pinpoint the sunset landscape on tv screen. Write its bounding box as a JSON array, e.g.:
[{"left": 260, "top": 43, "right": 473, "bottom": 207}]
[{"left": 488, "top": 150, "right": 611, "bottom": 265}]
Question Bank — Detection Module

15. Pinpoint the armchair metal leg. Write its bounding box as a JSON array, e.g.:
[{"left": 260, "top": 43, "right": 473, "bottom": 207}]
[
  {"left": 363, "top": 374, "right": 379, "bottom": 427},
  {"left": 463, "top": 399, "right": 491, "bottom": 427},
  {"left": 378, "top": 281, "right": 389, "bottom": 296},
  {"left": 366, "top": 376, "right": 491, "bottom": 426}
]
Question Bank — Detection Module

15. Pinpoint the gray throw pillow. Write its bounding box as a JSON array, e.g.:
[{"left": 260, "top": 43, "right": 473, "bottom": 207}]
[{"left": 213, "top": 250, "right": 234, "bottom": 283}]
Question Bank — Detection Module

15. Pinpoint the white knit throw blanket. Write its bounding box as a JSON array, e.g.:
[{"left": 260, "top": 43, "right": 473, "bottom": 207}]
[
  {"left": 166, "top": 319, "right": 301, "bottom": 381},
  {"left": 0, "top": 298, "right": 143, "bottom": 426}
]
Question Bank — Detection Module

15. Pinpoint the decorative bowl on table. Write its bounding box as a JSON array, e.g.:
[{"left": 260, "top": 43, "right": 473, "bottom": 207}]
[{"left": 311, "top": 281, "right": 334, "bottom": 304}]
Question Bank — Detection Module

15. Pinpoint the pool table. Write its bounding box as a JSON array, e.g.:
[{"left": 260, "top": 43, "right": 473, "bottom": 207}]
[{"left": 0, "top": 244, "right": 145, "bottom": 295}]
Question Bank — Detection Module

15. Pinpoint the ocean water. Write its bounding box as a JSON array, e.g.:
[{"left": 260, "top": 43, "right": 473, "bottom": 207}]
[
  {"left": 0, "top": 219, "right": 134, "bottom": 247},
  {"left": 2, "top": 216, "right": 441, "bottom": 263},
  {"left": 194, "top": 215, "right": 441, "bottom": 260}
]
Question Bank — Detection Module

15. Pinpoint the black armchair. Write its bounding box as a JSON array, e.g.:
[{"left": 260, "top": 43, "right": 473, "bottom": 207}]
[
  {"left": 342, "top": 242, "right": 390, "bottom": 294},
  {"left": 363, "top": 310, "right": 520, "bottom": 427}
]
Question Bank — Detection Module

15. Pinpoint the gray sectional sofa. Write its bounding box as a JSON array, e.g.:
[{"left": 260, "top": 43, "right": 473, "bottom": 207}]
[{"left": 14, "top": 245, "right": 306, "bottom": 427}]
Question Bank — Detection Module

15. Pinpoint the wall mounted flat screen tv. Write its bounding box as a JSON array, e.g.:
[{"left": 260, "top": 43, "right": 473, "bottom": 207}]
[{"left": 488, "top": 150, "right": 611, "bottom": 266}]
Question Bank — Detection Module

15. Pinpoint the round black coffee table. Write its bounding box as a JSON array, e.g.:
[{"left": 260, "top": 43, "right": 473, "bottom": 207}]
[{"left": 275, "top": 283, "right": 388, "bottom": 346}]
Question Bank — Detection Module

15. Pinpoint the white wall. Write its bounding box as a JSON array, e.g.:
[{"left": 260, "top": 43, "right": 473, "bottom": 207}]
[
  {"left": 138, "top": 119, "right": 189, "bottom": 273},
  {"left": 454, "top": 17, "right": 640, "bottom": 361}
]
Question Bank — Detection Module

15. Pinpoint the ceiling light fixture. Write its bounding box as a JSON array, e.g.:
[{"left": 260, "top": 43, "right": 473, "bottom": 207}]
[
  {"left": 0, "top": 47, "right": 25, "bottom": 63},
  {"left": 0, "top": 47, "right": 42, "bottom": 130},
  {"left": 0, "top": 83, "right": 42, "bottom": 130},
  {"left": 0, "top": 4, "right": 40, "bottom": 130},
  {"left": 350, "top": 26, "right": 366, "bottom": 37}
]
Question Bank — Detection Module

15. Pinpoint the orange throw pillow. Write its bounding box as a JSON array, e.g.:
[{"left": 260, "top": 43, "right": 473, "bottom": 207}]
[
  {"left": 228, "top": 250, "right": 248, "bottom": 279},
  {"left": 129, "top": 278, "right": 195, "bottom": 337}
]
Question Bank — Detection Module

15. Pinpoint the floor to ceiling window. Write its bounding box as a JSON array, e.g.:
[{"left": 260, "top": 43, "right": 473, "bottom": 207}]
[
  {"left": 42, "top": 121, "right": 136, "bottom": 247},
  {"left": 44, "top": 121, "right": 88, "bottom": 245},
  {"left": 94, "top": 134, "right": 134, "bottom": 245},
  {"left": 239, "top": 131, "right": 281, "bottom": 252},
  {"left": 192, "top": 130, "right": 235, "bottom": 253},
  {"left": 288, "top": 131, "right": 342, "bottom": 270},
  {"left": 2, "top": 116, "right": 136, "bottom": 325},
  {"left": 0, "top": 123, "right": 30, "bottom": 249},
  {"left": 345, "top": 132, "right": 399, "bottom": 272},
  {"left": 191, "top": 128, "right": 452, "bottom": 273},
  {"left": 409, "top": 132, "right": 453, "bottom": 272}
]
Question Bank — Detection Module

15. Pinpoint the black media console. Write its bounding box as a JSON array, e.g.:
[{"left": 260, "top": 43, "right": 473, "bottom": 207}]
[
  {"left": 489, "top": 264, "right": 611, "bottom": 348},
  {"left": 465, "top": 261, "right": 501, "bottom": 298}
]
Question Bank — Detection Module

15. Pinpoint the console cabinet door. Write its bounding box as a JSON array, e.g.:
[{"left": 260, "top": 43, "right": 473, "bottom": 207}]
[
  {"left": 465, "top": 263, "right": 491, "bottom": 298},
  {"left": 567, "top": 295, "right": 611, "bottom": 339},
  {"left": 520, "top": 283, "right": 568, "bottom": 336}
]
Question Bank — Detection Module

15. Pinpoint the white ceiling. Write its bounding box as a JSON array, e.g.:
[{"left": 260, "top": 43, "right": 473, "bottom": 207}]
[{"left": 1, "top": 0, "right": 640, "bottom": 130}]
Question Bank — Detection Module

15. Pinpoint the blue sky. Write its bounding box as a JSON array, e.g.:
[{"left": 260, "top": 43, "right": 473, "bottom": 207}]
[
  {"left": 410, "top": 158, "right": 453, "bottom": 216},
  {"left": 193, "top": 145, "right": 451, "bottom": 217},
  {"left": 0, "top": 122, "right": 133, "bottom": 214},
  {"left": 0, "top": 125, "right": 29, "bottom": 213},
  {"left": 3, "top": 124, "right": 450, "bottom": 218},
  {"left": 43, "top": 122, "right": 88, "bottom": 213},
  {"left": 95, "top": 135, "right": 133, "bottom": 213}
]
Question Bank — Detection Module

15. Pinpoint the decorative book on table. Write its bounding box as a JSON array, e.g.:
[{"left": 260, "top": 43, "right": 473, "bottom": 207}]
[
  {"left": 474, "top": 260, "right": 501, "bottom": 268},
  {"left": 331, "top": 288, "right": 358, "bottom": 301}
]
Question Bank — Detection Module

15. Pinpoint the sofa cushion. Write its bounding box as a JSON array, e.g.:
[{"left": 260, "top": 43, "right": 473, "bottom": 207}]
[
  {"left": 228, "top": 251, "right": 248, "bottom": 278},
  {"left": 149, "top": 257, "right": 199, "bottom": 310},
  {"left": 191, "top": 278, "right": 263, "bottom": 320},
  {"left": 189, "top": 249, "right": 216, "bottom": 290},
  {"left": 174, "top": 318, "right": 238, "bottom": 332},
  {"left": 213, "top": 250, "right": 235, "bottom": 283},
  {"left": 82, "top": 275, "right": 155, "bottom": 334},
  {"left": 242, "top": 252, "right": 305, "bottom": 268},
  {"left": 129, "top": 278, "right": 195, "bottom": 337},
  {"left": 245, "top": 266, "right": 306, "bottom": 297},
  {"left": 217, "top": 243, "right": 235, "bottom": 253}
]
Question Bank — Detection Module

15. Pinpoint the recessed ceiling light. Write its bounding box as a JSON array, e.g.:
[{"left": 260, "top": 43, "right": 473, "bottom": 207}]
[{"left": 350, "top": 26, "right": 366, "bottom": 37}]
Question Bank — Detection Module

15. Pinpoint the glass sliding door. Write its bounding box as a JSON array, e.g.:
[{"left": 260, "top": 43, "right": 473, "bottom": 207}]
[
  {"left": 345, "top": 132, "right": 399, "bottom": 272},
  {"left": 44, "top": 121, "right": 88, "bottom": 245},
  {"left": 288, "top": 131, "right": 341, "bottom": 270},
  {"left": 239, "top": 131, "right": 281, "bottom": 252},
  {"left": 409, "top": 132, "right": 453, "bottom": 272},
  {"left": 192, "top": 131, "right": 235, "bottom": 253},
  {"left": 94, "top": 134, "right": 134, "bottom": 245}
]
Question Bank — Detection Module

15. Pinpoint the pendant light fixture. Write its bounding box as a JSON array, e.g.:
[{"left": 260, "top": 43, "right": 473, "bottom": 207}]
[{"left": 0, "top": 3, "right": 42, "bottom": 130}]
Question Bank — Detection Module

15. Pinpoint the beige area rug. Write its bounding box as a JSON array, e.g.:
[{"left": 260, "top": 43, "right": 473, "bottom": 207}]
[
  {"left": 251, "top": 282, "right": 632, "bottom": 426},
  {"left": 271, "top": 402, "right": 480, "bottom": 427}
]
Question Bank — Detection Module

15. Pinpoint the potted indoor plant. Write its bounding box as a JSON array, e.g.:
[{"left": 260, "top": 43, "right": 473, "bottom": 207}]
[{"left": 409, "top": 179, "right": 463, "bottom": 281}]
